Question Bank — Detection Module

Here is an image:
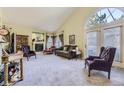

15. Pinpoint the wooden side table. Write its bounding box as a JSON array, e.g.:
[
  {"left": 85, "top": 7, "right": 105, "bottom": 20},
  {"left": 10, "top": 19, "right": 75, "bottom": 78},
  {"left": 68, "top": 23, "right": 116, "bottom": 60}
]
[{"left": 75, "top": 51, "right": 82, "bottom": 60}]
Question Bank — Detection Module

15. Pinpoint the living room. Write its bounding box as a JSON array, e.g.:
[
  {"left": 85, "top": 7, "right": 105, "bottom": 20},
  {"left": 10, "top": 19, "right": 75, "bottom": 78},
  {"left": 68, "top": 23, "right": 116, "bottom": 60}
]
[{"left": 0, "top": 7, "right": 124, "bottom": 86}]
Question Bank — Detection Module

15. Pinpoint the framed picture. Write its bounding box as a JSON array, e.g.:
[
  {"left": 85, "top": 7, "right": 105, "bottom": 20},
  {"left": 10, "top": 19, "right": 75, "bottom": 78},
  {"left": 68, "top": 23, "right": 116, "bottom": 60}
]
[{"left": 69, "top": 35, "right": 75, "bottom": 44}]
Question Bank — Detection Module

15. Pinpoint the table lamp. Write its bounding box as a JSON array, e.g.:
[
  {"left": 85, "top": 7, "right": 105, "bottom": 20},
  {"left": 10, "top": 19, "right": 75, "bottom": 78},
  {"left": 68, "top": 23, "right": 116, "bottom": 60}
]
[{"left": 0, "top": 26, "right": 9, "bottom": 43}]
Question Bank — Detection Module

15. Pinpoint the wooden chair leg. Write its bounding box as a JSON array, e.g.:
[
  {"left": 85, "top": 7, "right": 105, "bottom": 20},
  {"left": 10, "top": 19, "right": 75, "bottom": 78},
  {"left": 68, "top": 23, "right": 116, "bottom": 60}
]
[
  {"left": 88, "top": 69, "right": 91, "bottom": 77},
  {"left": 27, "top": 57, "right": 29, "bottom": 61},
  {"left": 108, "top": 71, "right": 111, "bottom": 79},
  {"left": 85, "top": 62, "right": 87, "bottom": 68}
]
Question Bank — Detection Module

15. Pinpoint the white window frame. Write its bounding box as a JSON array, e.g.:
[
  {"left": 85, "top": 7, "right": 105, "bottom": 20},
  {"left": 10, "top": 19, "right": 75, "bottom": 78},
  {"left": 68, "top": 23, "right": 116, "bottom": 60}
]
[
  {"left": 86, "top": 30, "right": 99, "bottom": 57},
  {"left": 101, "top": 25, "right": 123, "bottom": 62},
  {"left": 86, "top": 8, "right": 124, "bottom": 28},
  {"left": 86, "top": 20, "right": 123, "bottom": 62}
]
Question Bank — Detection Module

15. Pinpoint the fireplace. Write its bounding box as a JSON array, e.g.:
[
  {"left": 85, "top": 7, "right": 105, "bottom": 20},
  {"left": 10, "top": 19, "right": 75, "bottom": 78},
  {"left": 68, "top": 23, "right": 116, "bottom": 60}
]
[{"left": 35, "top": 43, "right": 44, "bottom": 52}]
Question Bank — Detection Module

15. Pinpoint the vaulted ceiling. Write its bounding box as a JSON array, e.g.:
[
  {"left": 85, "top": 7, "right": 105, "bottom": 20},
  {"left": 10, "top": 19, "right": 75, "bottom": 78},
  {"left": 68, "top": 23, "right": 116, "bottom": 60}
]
[{"left": 2, "top": 7, "right": 77, "bottom": 32}]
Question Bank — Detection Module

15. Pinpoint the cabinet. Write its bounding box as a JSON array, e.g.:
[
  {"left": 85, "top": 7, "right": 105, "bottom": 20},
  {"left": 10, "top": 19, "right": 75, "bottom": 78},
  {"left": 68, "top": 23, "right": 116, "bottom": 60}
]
[{"left": 16, "top": 35, "right": 28, "bottom": 51}]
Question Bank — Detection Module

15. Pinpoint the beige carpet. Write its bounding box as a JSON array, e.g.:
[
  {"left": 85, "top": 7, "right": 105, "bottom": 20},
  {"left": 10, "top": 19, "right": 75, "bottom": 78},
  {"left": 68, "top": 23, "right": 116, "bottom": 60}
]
[{"left": 15, "top": 54, "right": 124, "bottom": 86}]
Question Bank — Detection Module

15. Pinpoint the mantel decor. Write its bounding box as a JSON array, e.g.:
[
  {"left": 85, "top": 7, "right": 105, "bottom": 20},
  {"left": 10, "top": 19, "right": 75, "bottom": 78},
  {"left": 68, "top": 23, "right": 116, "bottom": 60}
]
[
  {"left": 0, "top": 25, "right": 9, "bottom": 44},
  {"left": 69, "top": 35, "right": 75, "bottom": 44}
]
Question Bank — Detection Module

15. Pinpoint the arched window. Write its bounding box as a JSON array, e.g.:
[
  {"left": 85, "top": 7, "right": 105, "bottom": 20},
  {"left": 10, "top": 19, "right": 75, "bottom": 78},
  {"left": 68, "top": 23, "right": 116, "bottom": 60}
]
[
  {"left": 87, "top": 8, "right": 124, "bottom": 27},
  {"left": 86, "top": 8, "right": 124, "bottom": 62}
]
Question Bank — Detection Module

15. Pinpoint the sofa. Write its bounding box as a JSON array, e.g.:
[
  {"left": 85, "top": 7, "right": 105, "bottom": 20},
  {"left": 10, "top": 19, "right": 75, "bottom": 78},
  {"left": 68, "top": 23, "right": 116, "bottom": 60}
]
[
  {"left": 55, "top": 45, "right": 77, "bottom": 59},
  {"left": 43, "top": 46, "right": 56, "bottom": 54}
]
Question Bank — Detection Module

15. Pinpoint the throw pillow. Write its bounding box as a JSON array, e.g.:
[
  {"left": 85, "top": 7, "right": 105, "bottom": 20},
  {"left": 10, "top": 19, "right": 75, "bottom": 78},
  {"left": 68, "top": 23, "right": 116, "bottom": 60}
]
[
  {"left": 100, "top": 47, "right": 110, "bottom": 60},
  {"left": 63, "top": 47, "right": 68, "bottom": 51},
  {"left": 68, "top": 47, "right": 73, "bottom": 52}
]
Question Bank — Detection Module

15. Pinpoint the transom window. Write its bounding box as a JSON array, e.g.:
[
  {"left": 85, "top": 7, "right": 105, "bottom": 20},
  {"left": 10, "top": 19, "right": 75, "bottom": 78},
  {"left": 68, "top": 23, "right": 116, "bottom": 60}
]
[{"left": 87, "top": 8, "right": 124, "bottom": 27}]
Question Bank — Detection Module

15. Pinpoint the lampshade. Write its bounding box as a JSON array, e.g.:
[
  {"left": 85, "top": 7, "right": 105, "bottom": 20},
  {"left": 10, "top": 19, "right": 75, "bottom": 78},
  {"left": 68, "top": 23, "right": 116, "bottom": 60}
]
[{"left": 0, "top": 28, "right": 9, "bottom": 36}]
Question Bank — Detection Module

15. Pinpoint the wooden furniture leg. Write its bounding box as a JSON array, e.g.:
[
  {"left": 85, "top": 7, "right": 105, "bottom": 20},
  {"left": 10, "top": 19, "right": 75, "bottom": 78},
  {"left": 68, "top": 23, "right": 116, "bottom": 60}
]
[
  {"left": 88, "top": 68, "right": 91, "bottom": 77},
  {"left": 108, "top": 71, "right": 111, "bottom": 79},
  {"left": 4, "top": 62, "right": 8, "bottom": 86},
  {"left": 20, "top": 59, "right": 23, "bottom": 80}
]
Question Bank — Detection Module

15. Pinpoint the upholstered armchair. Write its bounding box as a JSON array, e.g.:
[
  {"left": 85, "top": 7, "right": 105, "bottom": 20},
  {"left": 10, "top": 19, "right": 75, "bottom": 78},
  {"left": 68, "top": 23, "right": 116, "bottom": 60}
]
[
  {"left": 85, "top": 47, "right": 116, "bottom": 79},
  {"left": 43, "top": 46, "right": 56, "bottom": 54},
  {"left": 21, "top": 45, "right": 36, "bottom": 61}
]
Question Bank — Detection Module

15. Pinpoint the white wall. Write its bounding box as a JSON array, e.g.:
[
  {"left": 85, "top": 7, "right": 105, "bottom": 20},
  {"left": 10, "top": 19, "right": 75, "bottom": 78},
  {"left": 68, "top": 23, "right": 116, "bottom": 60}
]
[{"left": 56, "top": 7, "right": 124, "bottom": 68}]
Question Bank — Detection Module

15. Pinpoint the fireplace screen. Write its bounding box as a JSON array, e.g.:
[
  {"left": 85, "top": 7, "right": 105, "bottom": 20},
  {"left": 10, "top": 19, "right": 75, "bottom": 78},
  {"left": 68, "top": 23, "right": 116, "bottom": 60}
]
[{"left": 35, "top": 44, "right": 43, "bottom": 52}]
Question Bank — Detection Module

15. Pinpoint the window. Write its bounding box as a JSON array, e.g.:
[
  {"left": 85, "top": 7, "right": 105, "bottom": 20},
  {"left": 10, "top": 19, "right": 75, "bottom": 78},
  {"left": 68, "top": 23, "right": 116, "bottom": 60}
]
[
  {"left": 103, "top": 27, "right": 121, "bottom": 62},
  {"left": 47, "top": 36, "right": 53, "bottom": 49},
  {"left": 86, "top": 31, "right": 97, "bottom": 56},
  {"left": 55, "top": 36, "right": 62, "bottom": 48},
  {"left": 86, "top": 8, "right": 123, "bottom": 62},
  {"left": 87, "top": 8, "right": 124, "bottom": 27}
]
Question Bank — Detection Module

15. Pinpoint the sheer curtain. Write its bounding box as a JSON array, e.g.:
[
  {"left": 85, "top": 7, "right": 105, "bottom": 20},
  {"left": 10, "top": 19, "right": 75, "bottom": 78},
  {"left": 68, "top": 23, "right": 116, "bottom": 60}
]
[
  {"left": 55, "top": 35, "right": 62, "bottom": 48},
  {"left": 45, "top": 35, "right": 49, "bottom": 49},
  {"left": 47, "top": 36, "right": 53, "bottom": 49},
  {"left": 51, "top": 35, "right": 56, "bottom": 46},
  {"left": 59, "top": 34, "right": 64, "bottom": 46}
]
